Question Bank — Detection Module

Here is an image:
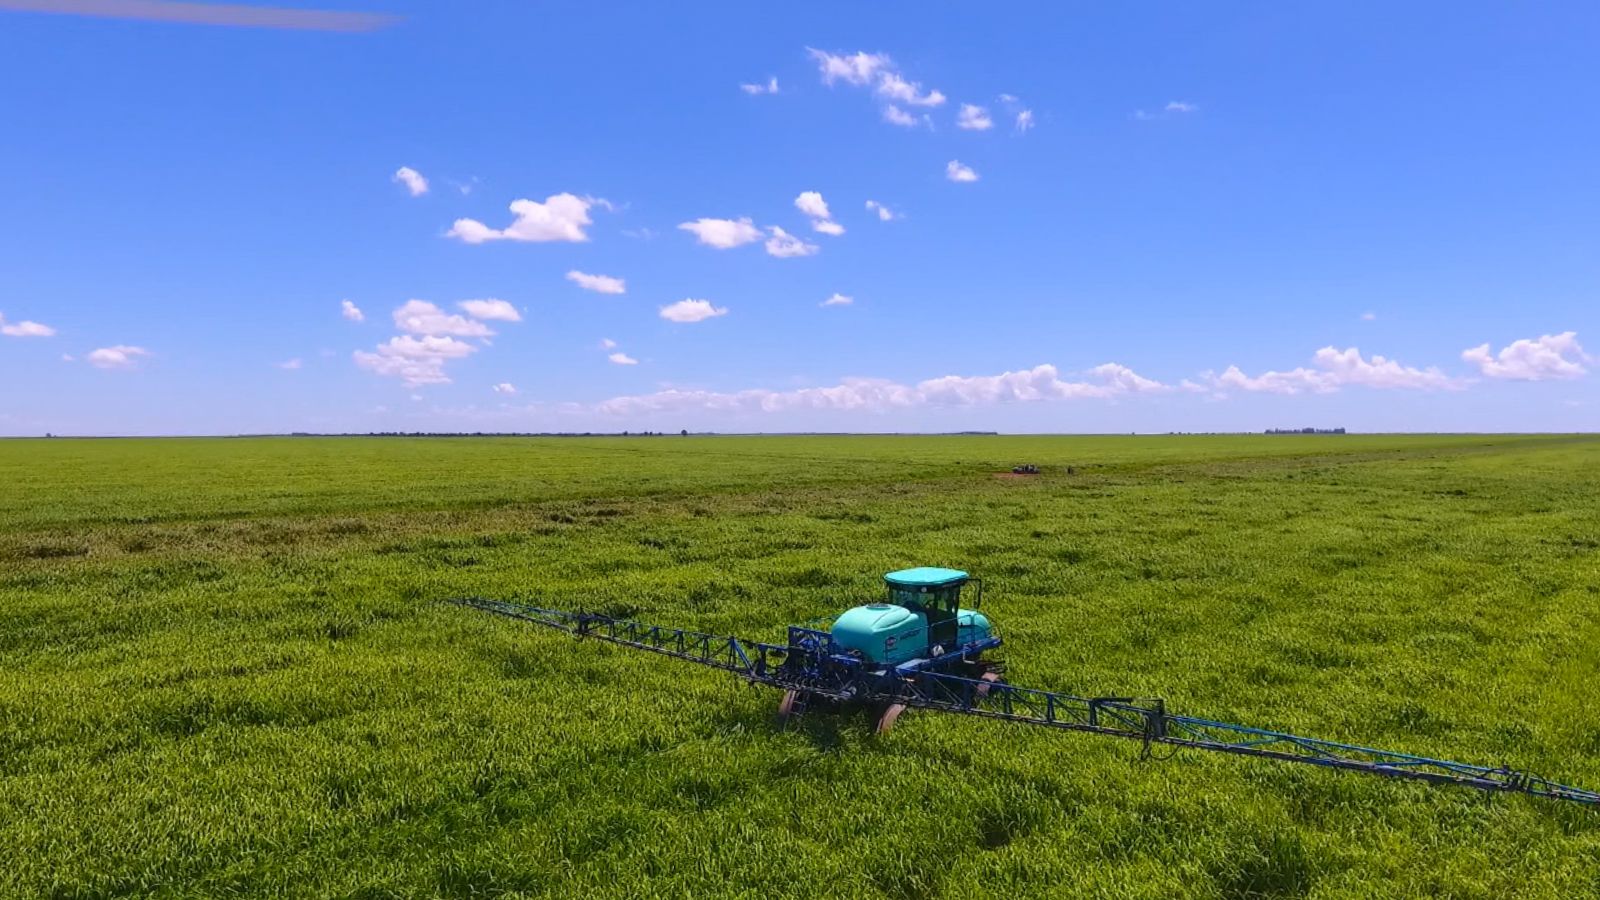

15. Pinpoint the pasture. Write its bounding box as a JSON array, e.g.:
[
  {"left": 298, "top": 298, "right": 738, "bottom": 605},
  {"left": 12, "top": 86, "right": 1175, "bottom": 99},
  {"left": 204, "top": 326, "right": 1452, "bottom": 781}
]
[{"left": 2, "top": 434, "right": 1598, "bottom": 898}]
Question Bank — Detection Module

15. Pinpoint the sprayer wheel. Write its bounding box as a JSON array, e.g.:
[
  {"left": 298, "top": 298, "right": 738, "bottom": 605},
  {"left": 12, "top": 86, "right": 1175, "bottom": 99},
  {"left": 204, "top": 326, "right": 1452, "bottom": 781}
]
[
  {"left": 777, "top": 689, "right": 803, "bottom": 724},
  {"left": 875, "top": 702, "right": 908, "bottom": 735},
  {"left": 975, "top": 671, "right": 1002, "bottom": 699}
]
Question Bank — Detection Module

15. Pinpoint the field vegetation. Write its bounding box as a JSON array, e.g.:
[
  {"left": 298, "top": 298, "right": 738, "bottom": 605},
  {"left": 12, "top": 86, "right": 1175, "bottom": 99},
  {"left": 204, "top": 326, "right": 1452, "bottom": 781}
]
[{"left": 2, "top": 434, "right": 1598, "bottom": 898}]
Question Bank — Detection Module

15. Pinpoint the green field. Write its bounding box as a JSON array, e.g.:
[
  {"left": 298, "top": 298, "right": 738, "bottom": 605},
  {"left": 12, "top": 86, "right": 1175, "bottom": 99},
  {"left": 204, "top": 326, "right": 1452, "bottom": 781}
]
[{"left": 3, "top": 434, "right": 1599, "bottom": 898}]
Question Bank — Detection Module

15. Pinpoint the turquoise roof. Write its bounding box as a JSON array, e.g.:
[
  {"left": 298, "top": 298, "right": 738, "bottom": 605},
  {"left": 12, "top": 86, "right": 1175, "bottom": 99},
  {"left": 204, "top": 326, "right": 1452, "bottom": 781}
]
[{"left": 884, "top": 566, "right": 969, "bottom": 587}]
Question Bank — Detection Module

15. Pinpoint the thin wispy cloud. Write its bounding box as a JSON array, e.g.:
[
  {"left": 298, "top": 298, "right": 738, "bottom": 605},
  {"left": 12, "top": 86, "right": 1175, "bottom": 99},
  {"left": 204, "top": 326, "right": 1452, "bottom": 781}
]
[
  {"left": 864, "top": 199, "right": 899, "bottom": 221},
  {"left": 1135, "top": 100, "right": 1199, "bottom": 121},
  {"left": 0, "top": 0, "right": 398, "bottom": 32}
]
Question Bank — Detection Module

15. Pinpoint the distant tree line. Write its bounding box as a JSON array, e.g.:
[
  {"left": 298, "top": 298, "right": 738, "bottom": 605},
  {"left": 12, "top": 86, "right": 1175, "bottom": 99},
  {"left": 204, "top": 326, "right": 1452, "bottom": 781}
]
[{"left": 1265, "top": 427, "right": 1347, "bottom": 435}]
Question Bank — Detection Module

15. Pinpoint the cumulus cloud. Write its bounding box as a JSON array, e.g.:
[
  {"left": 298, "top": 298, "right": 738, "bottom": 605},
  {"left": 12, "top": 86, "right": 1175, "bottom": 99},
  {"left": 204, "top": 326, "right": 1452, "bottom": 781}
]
[
  {"left": 794, "top": 191, "right": 831, "bottom": 220},
  {"left": 597, "top": 362, "right": 1168, "bottom": 416},
  {"left": 795, "top": 191, "right": 844, "bottom": 235},
  {"left": 87, "top": 345, "right": 149, "bottom": 370},
  {"left": 821, "top": 293, "right": 853, "bottom": 307},
  {"left": 1361, "top": 311, "right": 1377, "bottom": 322},
  {"left": 353, "top": 335, "right": 477, "bottom": 387},
  {"left": 600, "top": 338, "right": 618, "bottom": 349},
  {"left": 493, "top": 382, "right": 517, "bottom": 394},
  {"left": 946, "top": 160, "right": 979, "bottom": 182},
  {"left": 0, "top": 313, "right": 55, "bottom": 337},
  {"left": 393, "top": 166, "right": 428, "bottom": 197},
  {"left": 1462, "top": 332, "right": 1588, "bottom": 381},
  {"left": 678, "top": 216, "right": 762, "bottom": 249},
  {"left": 276, "top": 358, "right": 303, "bottom": 370},
  {"left": 864, "top": 200, "right": 899, "bottom": 221},
  {"left": 956, "top": 103, "right": 993, "bottom": 130},
  {"left": 740, "top": 76, "right": 779, "bottom": 95},
  {"left": 393, "top": 300, "right": 493, "bottom": 338},
  {"left": 457, "top": 298, "right": 521, "bottom": 322},
  {"left": 447, "top": 193, "right": 595, "bottom": 243},
  {"left": 1210, "top": 347, "right": 1462, "bottom": 395},
  {"left": 341, "top": 299, "right": 364, "bottom": 322},
  {"left": 608, "top": 352, "right": 639, "bottom": 365},
  {"left": 566, "top": 270, "right": 626, "bottom": 294},
  {"left": 765, "top": 226, "right": 819, "bottom": 258},
  {"left": 660, "top": 299, "right": 728, "bottom": 323},
  {"left": 1015, "top": 109, "right": 1035, "bottom": 132}
]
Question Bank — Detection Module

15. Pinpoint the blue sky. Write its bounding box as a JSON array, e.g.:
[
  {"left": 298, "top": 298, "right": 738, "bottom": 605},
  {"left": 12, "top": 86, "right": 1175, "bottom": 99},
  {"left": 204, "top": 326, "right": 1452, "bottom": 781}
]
[{"left": 0, "top": 0, "right": 1595, "bottom": 435}]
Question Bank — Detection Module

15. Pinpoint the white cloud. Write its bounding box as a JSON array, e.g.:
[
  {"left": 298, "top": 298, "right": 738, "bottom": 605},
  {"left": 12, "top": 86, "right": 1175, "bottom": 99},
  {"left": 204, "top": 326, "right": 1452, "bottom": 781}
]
[
  {"left": 660, "top": 299, "right": 728, "bottom": 323},
  {"left": 864, "top": 200, "right": 899, "bottom": 221},
  {"left": 566, "top": 270, "right": 626, "bottom": 294},
  {"left": 87, "top": 345, "right": 149, "bottom": 370},
  {"left": 1462, "top": 332, "right": 1588, "bottom": 381},
  {"left": 678, "top": 216, "right": 763, "bottom": 249},
  {"left": 600, "top": 338, "right": 618, "bottom": 349},
  {"left": 1210, "top": 347, "right": 1461, "bottom": 395},
  {"left": 794, "top": 191, "right": 831, "bottom": 220},
  {"left": 998, "top": 93, "right": 1018, "bottom": 104},
  {"left": 393, "top": 300, "right": 494, "bottom": 337},
  {"left": 765, "top": 226, "right": 819, "bottom": 258},
  {"left": 0, "top": 314, "right": 55, "bottom": 337},
  {"left": 1361, "top": 311, "right": 1377, "bottom": 322},
  {"left": 882, "top": 105, "right": 920, "bottom": 127},
  {"left": 608, "top": 352, "right": 639, "bottom": 365},
  {"left": 596, "top": 362, "right": 1168, "bottom": 416},
  {"left": 808, "top": 48, "right": 947, "bottom": 126},
  {"left": 61, "top": 353, "right": 75, "bottom": 362},
  {"left": 457, "top": 298, "right": 521, "bottom": 322},
  {"left": 393, "top": 166, "right": 428, "bottom": 197},
  {"left": 806, "top": 48, "right": 890, "bottom": 86},
  {"left": 956, "top": 103, "right": 993, "bottom": 130},
  {"left": 493, "top": 382, "right": 517, "bottom": 394},
  {"left": 1136, "top": 101, "right": 1199, "bottom": 121},
  {"left": 821, "top": 293, "right": 853, "bottom": 307},
  {"left": 795, "top": 191, "right": 844, "bottom": 235},
  {"left": 353, "top": 335, "right": 477, "bottom": 386},
  {"left": 740, "top": 76, "right": 779, "bottom": 95},
  {"left": 876, "top": 72, "right": 946, "bottom": 107},
  {"left": 447, "top": 193, "right": 595, "bottom": 244},
  {"left": 276, "top": 358, "right": 303, "bottom": 370},
  {"left": 1015, "top": 109, "right": 1035, "bottom": 132},
  {"left": 341, "top": 299, "right": 365, "bottom": 322},
  {"left": 946, "top": 160, "right": 979, "bottom": 182}
]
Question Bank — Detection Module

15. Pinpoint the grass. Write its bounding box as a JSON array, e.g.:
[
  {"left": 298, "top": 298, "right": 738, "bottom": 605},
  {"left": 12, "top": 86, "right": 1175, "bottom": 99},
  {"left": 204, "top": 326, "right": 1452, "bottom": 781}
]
[{"left": 2, "top": 433, "right": 1599, "bottom": 898}]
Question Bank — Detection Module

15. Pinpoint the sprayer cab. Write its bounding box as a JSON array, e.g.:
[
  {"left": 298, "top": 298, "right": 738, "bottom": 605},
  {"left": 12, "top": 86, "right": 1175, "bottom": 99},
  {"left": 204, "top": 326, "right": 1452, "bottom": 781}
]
[
  {"left": 828, "top": 567, "right": 993, "bottom": 666},
  {"left": 884, "top": 567, "right": 976, "bottom": 651}
]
